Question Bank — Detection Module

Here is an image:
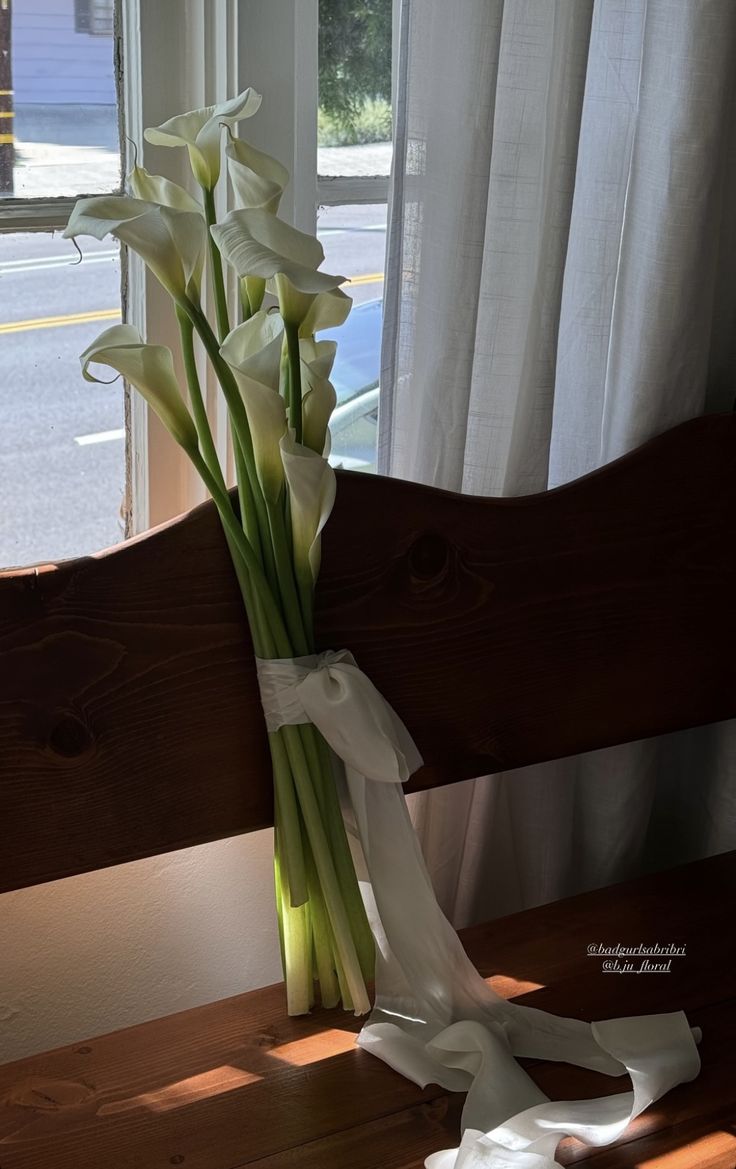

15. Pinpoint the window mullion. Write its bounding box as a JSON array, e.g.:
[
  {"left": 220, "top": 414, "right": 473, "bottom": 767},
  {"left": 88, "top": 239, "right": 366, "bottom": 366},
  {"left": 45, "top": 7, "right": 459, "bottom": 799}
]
[
  {"left": 125, "top": 0, "right": 320, "bottom": 533},
  {"left": 238, "top": 0, "right": 318, "bottom": 235},
  {"left": 124, "top": 0, "right": 235, "bottom": 532}
]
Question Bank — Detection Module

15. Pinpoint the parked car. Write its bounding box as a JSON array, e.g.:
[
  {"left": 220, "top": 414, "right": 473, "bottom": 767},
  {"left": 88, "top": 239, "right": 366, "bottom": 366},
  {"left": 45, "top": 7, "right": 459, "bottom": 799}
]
[{"left": 323, "top": 297, "right": 381, "bottom": 472}]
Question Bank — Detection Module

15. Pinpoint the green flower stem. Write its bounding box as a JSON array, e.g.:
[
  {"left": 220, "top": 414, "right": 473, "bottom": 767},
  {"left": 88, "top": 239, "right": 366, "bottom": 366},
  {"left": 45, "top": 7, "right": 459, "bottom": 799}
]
[
  {"left": 239, "top": 278, "right": 253, "bottom": 322},
  {"left": 274, "top": 828, "right": 312, "bottom": 1014},
  {"left": 280, "top": 894, "right": 313, "bottom": 1015},
  {"left": 185, "top": 298, "right": 279, "bottom": 596},
  {"left": 203, "top": 186, "right": 231, "bottom": 342},
  {"left": 176, "top": 306, "right": 263, "bottom": 630},
  {"left": 189, "top": 448, "right": 291, "bottom": 658},
  {"left": 284, "top": 321, "right": 303, "bottom": 443},
  {"left": 267, "top": 496, "right": 310, "bottom": 657},
  {"left": 230, "top": 423, "right": 269, "bottom": 589},
  {"left": 280, "top": 722, "right": 371, "bottom": 1015},
  {"left": 270, "top": 729, "right": 309, "bottom": 910},
  {"left": 176, "top": 307, "right": 224, "bottom": 488},
  {"left": 300, "top": 724, "right": 375, "bottom": 981},
  {"left": 294, "top": 556, "right": 315, "bottom": 649},
  {"left": 184, "top": 300, "right": 254, "bottom": 468},
  {"left": 305, "top": 843, "right": 341, "bottom": 1008}
]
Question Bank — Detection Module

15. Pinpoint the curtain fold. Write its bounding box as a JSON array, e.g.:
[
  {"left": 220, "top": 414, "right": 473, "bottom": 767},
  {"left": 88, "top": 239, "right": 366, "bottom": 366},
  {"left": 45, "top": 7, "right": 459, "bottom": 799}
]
[{"left": 380, "top": 0, "right": 736, "bottom": 927}]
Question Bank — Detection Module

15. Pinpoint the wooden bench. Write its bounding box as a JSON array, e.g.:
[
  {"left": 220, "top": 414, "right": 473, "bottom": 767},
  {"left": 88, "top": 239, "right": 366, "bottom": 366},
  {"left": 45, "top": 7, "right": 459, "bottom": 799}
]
[{"left": 2, "top": 414, "right": 735, "bottom": 1168}]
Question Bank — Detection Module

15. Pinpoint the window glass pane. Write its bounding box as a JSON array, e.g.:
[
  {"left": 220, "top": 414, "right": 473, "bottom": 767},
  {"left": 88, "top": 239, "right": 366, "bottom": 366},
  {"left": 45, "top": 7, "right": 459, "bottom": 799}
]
[
  {"left": 1, "top": 0, "right": 120, "bottom": 200},
  {"left": 0, "top": 233, "right": 124, "bottom": 567},
  {"left": 318, "top": 203, "right": 386, "bottom": 473},
  {"left": 318, "top": 0, "right": 392, "bottom": 179}
]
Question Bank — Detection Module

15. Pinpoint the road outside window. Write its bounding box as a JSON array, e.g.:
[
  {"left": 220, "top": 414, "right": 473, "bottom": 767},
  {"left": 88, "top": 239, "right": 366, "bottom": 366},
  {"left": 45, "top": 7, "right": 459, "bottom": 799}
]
[
  {"left": 0, "top": 234, "right": 123, "bottom": 567},
  {"left": 0, "top": 0, "right": 123, "bottom": 569}
]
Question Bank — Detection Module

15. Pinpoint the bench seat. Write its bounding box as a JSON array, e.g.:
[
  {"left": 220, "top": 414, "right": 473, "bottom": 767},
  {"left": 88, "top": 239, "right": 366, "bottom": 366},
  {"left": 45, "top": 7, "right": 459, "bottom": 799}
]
[{"left": 2, "top": 851, "right": 734, "bottom": 1169}]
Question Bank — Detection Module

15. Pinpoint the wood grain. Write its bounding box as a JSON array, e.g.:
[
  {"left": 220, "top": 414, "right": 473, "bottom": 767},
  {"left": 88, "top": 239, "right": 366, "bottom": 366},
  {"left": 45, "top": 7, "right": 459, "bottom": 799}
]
[
  {"left": 1, "top": 851, "right": 734, "bottom": 1169},
  {"left": 1, "top": 414, "right": 735, "bottom": 891}
]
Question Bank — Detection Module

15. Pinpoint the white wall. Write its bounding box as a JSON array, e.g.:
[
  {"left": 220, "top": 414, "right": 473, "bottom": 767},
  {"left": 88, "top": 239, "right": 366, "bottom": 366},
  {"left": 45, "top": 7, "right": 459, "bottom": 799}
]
[{"left": 0, "top": 832, "right": 282, "bottom": 1063}]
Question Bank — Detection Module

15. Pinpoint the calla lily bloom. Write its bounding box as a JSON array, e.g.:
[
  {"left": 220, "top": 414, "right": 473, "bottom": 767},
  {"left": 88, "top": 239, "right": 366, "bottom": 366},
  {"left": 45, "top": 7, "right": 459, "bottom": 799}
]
[
  {"left": 299, "top": 288, "right": 352, "bottom": 338},
  {"left": 81, "top": 324, "right": 198, "bottom": 453},
  {"left": 128, "top": 165, "right": 202, "bottom": 214},
  {"left": 144, "top": 88, "right": 262, "bottom": 189},
  {"left": 211, "top": 208, "right": 345, "bottom": 327},
  {"left": 220, "top": 312, "right": 287, "bottom": 502},
  {"left": 64, "top": 195, "right": 205, "bottom": 304},
  {"left": 226, "top": 132, "right": 289, "bottom": 213},
  {"left": 300, "top": 339, "right": 337, "bottom": 457},
  {"left": 280, "top": 432, "right": 337, "bottom": 581}
]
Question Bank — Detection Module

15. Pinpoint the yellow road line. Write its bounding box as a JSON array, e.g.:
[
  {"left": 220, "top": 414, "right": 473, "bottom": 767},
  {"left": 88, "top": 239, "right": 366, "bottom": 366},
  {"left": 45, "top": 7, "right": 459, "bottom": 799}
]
[
  {"left": 0, "top": 308, "right": 120, "bottom": 335},
  {"left": 346, "top": 272, "right": 384, "bottom": 286},
  {"left": 0, "top": 273, "right": 385, "bottom": 336}
]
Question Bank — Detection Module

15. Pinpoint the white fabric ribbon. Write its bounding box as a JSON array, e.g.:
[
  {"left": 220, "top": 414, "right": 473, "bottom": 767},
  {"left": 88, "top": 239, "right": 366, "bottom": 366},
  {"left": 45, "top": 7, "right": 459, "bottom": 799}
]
[{"left": 255, "top": 651, "right": 701, "bottom": 1169}]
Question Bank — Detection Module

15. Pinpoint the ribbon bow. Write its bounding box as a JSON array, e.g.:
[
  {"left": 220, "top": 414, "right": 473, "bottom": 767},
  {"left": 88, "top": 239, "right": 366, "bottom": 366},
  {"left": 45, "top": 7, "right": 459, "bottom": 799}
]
[{"left": 255, "top": 649, "right": 423, "bottom": 783}]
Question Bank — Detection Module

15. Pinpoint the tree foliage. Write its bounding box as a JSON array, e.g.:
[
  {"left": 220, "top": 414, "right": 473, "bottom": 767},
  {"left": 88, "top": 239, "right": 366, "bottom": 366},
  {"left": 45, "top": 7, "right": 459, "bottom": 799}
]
[{"left": 319, "top": 0, "right": 392, "bottom": 127}]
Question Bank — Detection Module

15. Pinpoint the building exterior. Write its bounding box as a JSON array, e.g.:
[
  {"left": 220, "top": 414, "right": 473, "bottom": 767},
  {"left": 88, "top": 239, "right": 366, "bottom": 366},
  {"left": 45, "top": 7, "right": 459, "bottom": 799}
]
[{"left": 12, "top": 0, "right": 116, "bottom": 105}]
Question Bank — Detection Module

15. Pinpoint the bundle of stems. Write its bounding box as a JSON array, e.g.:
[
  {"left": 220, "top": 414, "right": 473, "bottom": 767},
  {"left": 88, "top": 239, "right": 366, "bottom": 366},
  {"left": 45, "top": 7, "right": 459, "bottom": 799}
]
[{"left": 65, "top": 88, "right": 374, "bottom": 1015}]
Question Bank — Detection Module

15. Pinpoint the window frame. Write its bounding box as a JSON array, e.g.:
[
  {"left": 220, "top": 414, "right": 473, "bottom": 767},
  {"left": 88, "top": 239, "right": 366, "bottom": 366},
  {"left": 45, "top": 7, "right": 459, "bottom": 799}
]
[{"left": 0, "top": 0, "right": 397, "bottom": 551}]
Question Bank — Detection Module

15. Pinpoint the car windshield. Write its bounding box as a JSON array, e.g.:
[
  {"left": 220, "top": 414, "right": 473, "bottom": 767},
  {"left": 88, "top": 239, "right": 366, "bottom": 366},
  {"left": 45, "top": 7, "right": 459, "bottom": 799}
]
[{"left": 322, "top": 298, "right": 382, "bottom": 404}]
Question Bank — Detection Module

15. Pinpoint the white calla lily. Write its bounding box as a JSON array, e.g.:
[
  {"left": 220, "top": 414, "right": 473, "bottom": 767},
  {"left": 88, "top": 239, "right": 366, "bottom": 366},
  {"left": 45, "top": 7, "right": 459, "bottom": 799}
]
[
  {"left": 299, "top": 288, "right": 353, "bottom": 337},
  {"left": 221, "top": 311, "right": 286, "bottom": 502},
  {"left": 280, "top": 432, "right": 337, "bottom": 581},
  {"left": 211, "top": 208, "right": 345, "bottom": 326},
  {"left": 300, "top": 338, "right": 337, "bottom": 380},
  {"left": 226, "top": 133, "right": 289, "bottom": 213},
  {"left": 81, "top": 324, "right": 198, "bottom": 453},
  {"left": 64, "top": 195, "right": 205, "bottom": 303},
  {"left": 300, "top": 339, "right": 337, "bottom": 456},
  {"left": 144, "top": 88, "right": 262, "bottom": 189},
  {"left": 128, "top": 165, "right": 202, "bottom": 213}
]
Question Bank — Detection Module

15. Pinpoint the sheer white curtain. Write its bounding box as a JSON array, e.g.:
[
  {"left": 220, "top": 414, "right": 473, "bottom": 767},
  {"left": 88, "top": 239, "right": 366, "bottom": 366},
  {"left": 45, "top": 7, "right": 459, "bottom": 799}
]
[{"left": 379, "top": 0, "right": 736, "bottom": 927}]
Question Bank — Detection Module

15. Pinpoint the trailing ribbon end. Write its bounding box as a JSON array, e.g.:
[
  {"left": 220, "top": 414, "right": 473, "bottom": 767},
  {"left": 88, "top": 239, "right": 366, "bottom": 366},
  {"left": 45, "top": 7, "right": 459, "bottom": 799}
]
[{"left": 254, "top": 650, "right": 703, "bottom": 1169}]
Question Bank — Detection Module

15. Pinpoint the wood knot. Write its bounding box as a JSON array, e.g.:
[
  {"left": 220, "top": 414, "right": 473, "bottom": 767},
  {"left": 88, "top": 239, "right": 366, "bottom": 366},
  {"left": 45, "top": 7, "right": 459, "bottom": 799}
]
[
  {"left": 406, "top": 531, "right": 455, "bottom": 592},
  {"left": 47, "top": 712, "right": 94, "bottom": 758},
  {"left": 8, "top": 1076, "right": 95, "bottom": 1111},
  {"left": 254, "top": 1032, "right": 277, "bottom": 1048}
]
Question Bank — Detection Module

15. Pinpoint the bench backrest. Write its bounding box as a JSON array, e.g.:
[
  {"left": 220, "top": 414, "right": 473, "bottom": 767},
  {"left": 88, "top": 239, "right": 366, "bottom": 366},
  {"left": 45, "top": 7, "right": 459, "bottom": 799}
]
[{"left": 1, "top": 414, "right": 734, "bottom": 894}]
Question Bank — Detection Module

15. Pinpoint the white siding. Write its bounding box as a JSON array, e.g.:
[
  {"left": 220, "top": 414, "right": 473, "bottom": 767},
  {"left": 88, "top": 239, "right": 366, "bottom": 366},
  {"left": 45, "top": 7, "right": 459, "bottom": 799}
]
[{"left": 12, "top": 0, "right": 116, "bottom": 105}]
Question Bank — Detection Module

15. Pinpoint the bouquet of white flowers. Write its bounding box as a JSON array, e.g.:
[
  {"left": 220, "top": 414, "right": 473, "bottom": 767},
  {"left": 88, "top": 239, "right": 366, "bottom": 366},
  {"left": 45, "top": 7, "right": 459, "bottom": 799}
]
[{"left": 65, "top": 87, "right": 374, "bottom": 1017}]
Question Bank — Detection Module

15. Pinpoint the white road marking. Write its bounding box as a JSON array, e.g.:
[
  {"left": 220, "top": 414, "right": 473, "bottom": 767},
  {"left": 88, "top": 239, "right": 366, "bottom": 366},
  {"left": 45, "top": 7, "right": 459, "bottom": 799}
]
[
  {"left": 74, "top": 427, "right": 125, "bottom": 446},
  {"left": 0, "top": 250, "right": 119, "bottom": 275},
  {"left": 318, "top": 224, "right": 386, "bottom": 235}
]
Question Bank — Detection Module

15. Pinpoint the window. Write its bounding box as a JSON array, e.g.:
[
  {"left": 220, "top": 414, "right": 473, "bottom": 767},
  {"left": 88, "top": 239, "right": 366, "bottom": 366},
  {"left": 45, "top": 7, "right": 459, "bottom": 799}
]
[
  {"left": 317, "top": 0, "right": 394, "bottom": 474},
  {"left": 75, "top": 0, "right": 115, "bottom": 36},
  {"left": 0, "top": 0, "right": 124, "bottom": 568},
  {"left": 0, "top": 0, "right": 397, "bottom": 568}
]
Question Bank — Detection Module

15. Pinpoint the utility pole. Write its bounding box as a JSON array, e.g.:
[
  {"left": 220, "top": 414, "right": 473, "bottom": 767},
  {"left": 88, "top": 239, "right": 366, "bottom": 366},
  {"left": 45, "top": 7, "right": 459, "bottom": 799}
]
[{"left": 0, "top": 0, "right": 13, "bottom": 196}]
